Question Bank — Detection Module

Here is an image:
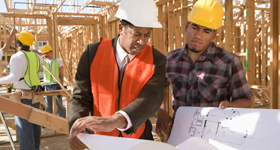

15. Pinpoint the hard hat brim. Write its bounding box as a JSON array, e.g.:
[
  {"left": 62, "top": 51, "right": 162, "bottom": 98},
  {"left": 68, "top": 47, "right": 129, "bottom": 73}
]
[{"left": 128, "top": 20, "right": 163, "bottom": 28}]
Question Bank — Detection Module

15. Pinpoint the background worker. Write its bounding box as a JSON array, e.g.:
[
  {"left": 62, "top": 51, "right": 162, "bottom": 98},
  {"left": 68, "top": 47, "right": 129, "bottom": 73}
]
[
  {"left": 68, "top": 0, "right": 166, "bottom": 149},
  {"left": 0, "top": 30, "right": 45, "bottom": 150},
  {"left": 0, "top": 28, "right": 17, "bottom": 58},
  {"left": 156, "top": 0, "right": 253, "bottom": 138},
  {"left": 42, "top": 44, "right": 66, "bottom": 118}
]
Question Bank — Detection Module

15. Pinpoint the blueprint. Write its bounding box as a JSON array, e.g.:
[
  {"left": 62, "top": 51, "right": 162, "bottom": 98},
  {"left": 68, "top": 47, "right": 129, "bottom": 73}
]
[{"left": 168, "top": 107, "right": 280, "bottom": 150}]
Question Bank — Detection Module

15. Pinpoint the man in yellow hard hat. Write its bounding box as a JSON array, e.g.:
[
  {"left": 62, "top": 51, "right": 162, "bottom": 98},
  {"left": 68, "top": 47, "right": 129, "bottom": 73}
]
[
  {"left": 0, "top": 30, "right": 45, "bottom": 150},
  {"left": 42, "top": 45, "right": 66, "bottom": 118},
  {"left": 156, "top": 0, "right": 253, "bottom": 138},
  {"left": 68, "top": 0, "right": 165, "bottom": 149}
]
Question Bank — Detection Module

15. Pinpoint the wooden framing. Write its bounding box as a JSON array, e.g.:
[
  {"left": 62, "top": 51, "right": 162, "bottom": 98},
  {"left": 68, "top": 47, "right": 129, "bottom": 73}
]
[{"left": 0, "top": 0, "right": 278, "bottom": 128}]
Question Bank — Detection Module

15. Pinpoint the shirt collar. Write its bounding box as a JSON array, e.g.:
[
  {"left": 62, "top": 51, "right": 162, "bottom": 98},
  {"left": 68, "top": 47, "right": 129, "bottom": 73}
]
[
  {"left": 175, "top": 42, "right": 216, "bottom": 63},
  {"left": 116, "top": 37, "right": 135, "bottom": 62}
]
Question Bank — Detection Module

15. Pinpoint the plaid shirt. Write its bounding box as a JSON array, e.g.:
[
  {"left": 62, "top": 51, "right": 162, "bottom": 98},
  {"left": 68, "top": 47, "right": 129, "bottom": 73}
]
[{"left": 166, "top": 42, "right": 253, "bottom": 113}]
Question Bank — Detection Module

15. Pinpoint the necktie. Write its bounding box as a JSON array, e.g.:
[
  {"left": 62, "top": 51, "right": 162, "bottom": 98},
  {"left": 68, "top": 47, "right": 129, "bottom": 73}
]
[{"left": 119, "top": 55, "right": 130, "bottom": 84}]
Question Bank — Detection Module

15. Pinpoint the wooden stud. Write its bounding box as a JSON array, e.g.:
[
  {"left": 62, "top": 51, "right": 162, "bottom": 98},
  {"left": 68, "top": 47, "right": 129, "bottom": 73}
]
[
  {"left": 168, "top": 1, "right": 174, "bottom": 52},
  {"left": 246, "top": 0, "right": 255, "bottom": 108},
  {"left": 270, "top": 0, "right": 279, "bottom": 109},
  {"left": 225, "top": 0, "right": 234, "bottom": 53}
]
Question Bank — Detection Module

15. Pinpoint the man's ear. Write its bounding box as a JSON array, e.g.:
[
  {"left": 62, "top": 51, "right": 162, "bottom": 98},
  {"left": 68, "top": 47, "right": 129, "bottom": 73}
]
[
  {"left": 118, "top": 22, "right": 124, "bottom": 35},
  {"left": 212, "top": 30, "right": 217, "bottom": 40},
  {"left": 185, "top": 22, "right": 190, "bottom": 32}
]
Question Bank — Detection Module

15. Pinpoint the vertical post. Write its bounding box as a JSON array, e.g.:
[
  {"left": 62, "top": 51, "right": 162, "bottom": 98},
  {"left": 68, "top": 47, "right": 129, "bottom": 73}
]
[
  {"left": 52, "top": 95, "right": 57, "bottom": 134},
  {"left": 168, "top": 1, "right": 174, "bottom": 52},
  {"left": 270, "top": 0, "right": 279, "bottom": 109},
  {"left": 174, "top": 0, "right": 181, "bottom": 49},
  {"left": 158, "top": 5, "right": 164, "bottom": 54},
  {"left": 261, "top": 10, "right": 267, "bottom": 86},
  {"left": 225, "top": 0, "right": 234, "bottom": 53},
  {"left": 246, "top": 0, "right": 255, "bottom": 107},
  {"left": 181, "top": 0, "right": 188, "bottom": 45}
]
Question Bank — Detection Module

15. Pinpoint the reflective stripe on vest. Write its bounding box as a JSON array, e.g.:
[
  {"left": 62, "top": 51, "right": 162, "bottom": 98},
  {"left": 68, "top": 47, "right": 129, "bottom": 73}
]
[
  {"left": 21, "top": 51, "right": 40, "bottom": 87},
  {"left": 90, "top": 38, "right": 154, "bottom": 139},
  {"left": 43, "top": 58, "right": 60, "bottom": 83}
]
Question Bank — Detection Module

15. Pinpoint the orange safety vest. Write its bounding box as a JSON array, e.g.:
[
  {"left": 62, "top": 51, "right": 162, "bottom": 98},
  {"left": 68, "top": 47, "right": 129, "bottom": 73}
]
[{"left": 90, "top": 38, "right": 155, "bottom": 138}]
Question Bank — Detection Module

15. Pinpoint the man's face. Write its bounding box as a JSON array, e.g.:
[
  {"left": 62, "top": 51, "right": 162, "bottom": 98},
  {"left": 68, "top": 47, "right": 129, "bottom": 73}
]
[
  {"left": 118, "top": 23, "right": 152, "bottom": 55},
  {"left": 43, "top": 51, "right": 53, "bottom": 59},
  {"left": 16, "top": 39, "right": 22, "bottom": 50},
  {"left": 186, "top": 22, "right": 217, "bottom": 53}
]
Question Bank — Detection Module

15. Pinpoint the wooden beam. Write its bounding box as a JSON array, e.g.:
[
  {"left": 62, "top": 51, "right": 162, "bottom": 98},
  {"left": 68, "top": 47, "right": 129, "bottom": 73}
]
[
  {"left": 8, "top": 9, "right": 31, "bottom": 13},
  {"left": 261, "top": 10, "right": 267, "bottom": 86},
  {"left": 4, "top": 0, "right": 9, "bottom": 12},
  {"left": 0, "top": 14, "right": 12, "bottom": 28},
  {"left": 246, "top": 0, "right": 255, "bottom": 108},
  {"left": 254, "top": 20, "right": 270, "bottom": 45},
  {"left": 1, "top": 13, "right": 47, "bottom": 19},
  {"left": 174, "top": 0, "right": 181, "bottom": 49},
  {"left": 0, "top": 96, "right": 68, "bottom": 134},
  {"left": 53, "top": 0, "right": 66, "bottom": 13},
  {"left": 181, "top": 0, "right": 188, "bottom": 45},
  {"left": 168, "top": 1, "right": 174, "bottom": 52},
  {"left": 56, "top": 12, "right": 101, "bottom": 17},
  {"left": 56, "top": 19, "right": 99, "bottom": 25},
  {"left": 91, "top": 1, "right": 112, "bottom": 6},
  {"left": 156, "top": 0, "right": 172, "bottom": 6},
  {"left": 76, "top": 0, "right": 93, "bottom": 13},
  {"left": 225, "top": 0, "right": 233, "bottom": 53},
  {"left": 270, "top": 0, "right": 279, "bottom": 109},
  {"left": 34, "top": 4, "right": 56, "bottom": 8},
  {"left": 31, "top": 0, "right": 36, "bottom": 13},
  {"left": 0, "top": 119, "right": 16, "bottom": 130}
]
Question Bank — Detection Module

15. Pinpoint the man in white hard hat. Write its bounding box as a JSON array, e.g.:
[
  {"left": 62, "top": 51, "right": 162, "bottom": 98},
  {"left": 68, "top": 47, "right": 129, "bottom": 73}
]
[
  {"left": 156, "top": 0, "right": 253, "bottom": 138},
  {"left": 68, "top": 0, "right": 165, "bottom": 149}
]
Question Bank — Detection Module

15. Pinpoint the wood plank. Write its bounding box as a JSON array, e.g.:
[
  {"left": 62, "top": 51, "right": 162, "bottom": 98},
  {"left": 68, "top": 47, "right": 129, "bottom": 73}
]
[
  {"left": 156, "top": 0, "right": 173, "bottom": 6},
  {"left": 1, "top": 13, "right": 47, "bottom": 18},
  {"left": 53, "top": 0, "right": 66, "bottom": 13},
  {"left": 56, "top": 19, "right": 99, "bottom": 25},
  {"left": 0, "top": 118, "right": 16, "bottom": 130},
  {"left": 91, "top": 1, "right": 112, "bottom": 6},
  {"left": 28, "top": 109, "right": 68, "bottom": 134},
  {"left": 174, "top": 0, "right": 181, "bottom": 49},
  {"left": 225, "top": 0, "right": 233, "bottom": 53},
  {"left": 246, "top": 0, "right": 255, "bottom": 104},
  {"left": 158, "top": 5, "right": 164, "bottom": 54},
  {"left": 261, "top": 10, "right": 267, "bottom": 86},
  {"left": 168, "top": 1, "right": 174, "bottom": 52},
  {"left": 270, "top": 0, "right": 279, "bottom": 109},
  {"left": 181, "top": 0, "right": 188, "bottom": 45}
]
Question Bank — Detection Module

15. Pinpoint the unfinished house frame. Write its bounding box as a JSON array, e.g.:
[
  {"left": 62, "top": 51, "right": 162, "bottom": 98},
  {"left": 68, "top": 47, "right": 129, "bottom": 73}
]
[{"left": 0, "top": 0, "right": 279, "bottom": 118}]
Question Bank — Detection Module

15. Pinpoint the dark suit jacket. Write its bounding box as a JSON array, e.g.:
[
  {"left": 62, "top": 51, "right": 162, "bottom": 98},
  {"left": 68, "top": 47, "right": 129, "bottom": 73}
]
[{"left": 68, "top": 35, "right": 166, "bottom": 139}]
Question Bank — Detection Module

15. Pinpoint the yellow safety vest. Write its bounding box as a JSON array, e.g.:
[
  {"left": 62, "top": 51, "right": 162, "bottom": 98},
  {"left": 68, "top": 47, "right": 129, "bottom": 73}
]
[
  {"left": 20, "top": 50, "right": 40, "bottom": 87},
  {"left": 43, "top": 58, "right": 60, "bottom": 83}
]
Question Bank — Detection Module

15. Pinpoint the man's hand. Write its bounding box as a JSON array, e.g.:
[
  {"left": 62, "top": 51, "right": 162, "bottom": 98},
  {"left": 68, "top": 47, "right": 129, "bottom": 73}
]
[
  {"left": 69, "top": 113, "right": 127, "bottom": 138},
  {"left": 156, "top": 108, "right": 173, "bottom": 137},
  {"left": 219, "top": 100, "right": 230, "bottom": 109},
  {"left": 11, "top": 28, "right": 17, "bottom": 36}
]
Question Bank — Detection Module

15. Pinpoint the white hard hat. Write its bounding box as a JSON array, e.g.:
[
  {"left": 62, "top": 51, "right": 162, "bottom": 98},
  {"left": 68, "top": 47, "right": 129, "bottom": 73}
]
[{"left": 115, "top": 0, "right": 162, "bottom": 28}]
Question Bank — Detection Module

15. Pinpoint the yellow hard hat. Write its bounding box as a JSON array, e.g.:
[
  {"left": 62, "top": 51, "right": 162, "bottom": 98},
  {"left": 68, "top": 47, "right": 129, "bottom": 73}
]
[
  {"left": 15, "top": 31, "right": 34, "bottom": 46},
  {"left": 188, "top": 0, "right": 224, "bottom": 29},
  {"left": 42, "top": 45, "right": 52, "bottom": 53}
]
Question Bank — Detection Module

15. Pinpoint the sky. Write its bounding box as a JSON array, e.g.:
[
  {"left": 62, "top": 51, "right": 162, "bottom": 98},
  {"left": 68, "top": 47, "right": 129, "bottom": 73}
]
[{"left": 0, "top": 0, "right": 109, "bottom": 14}]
